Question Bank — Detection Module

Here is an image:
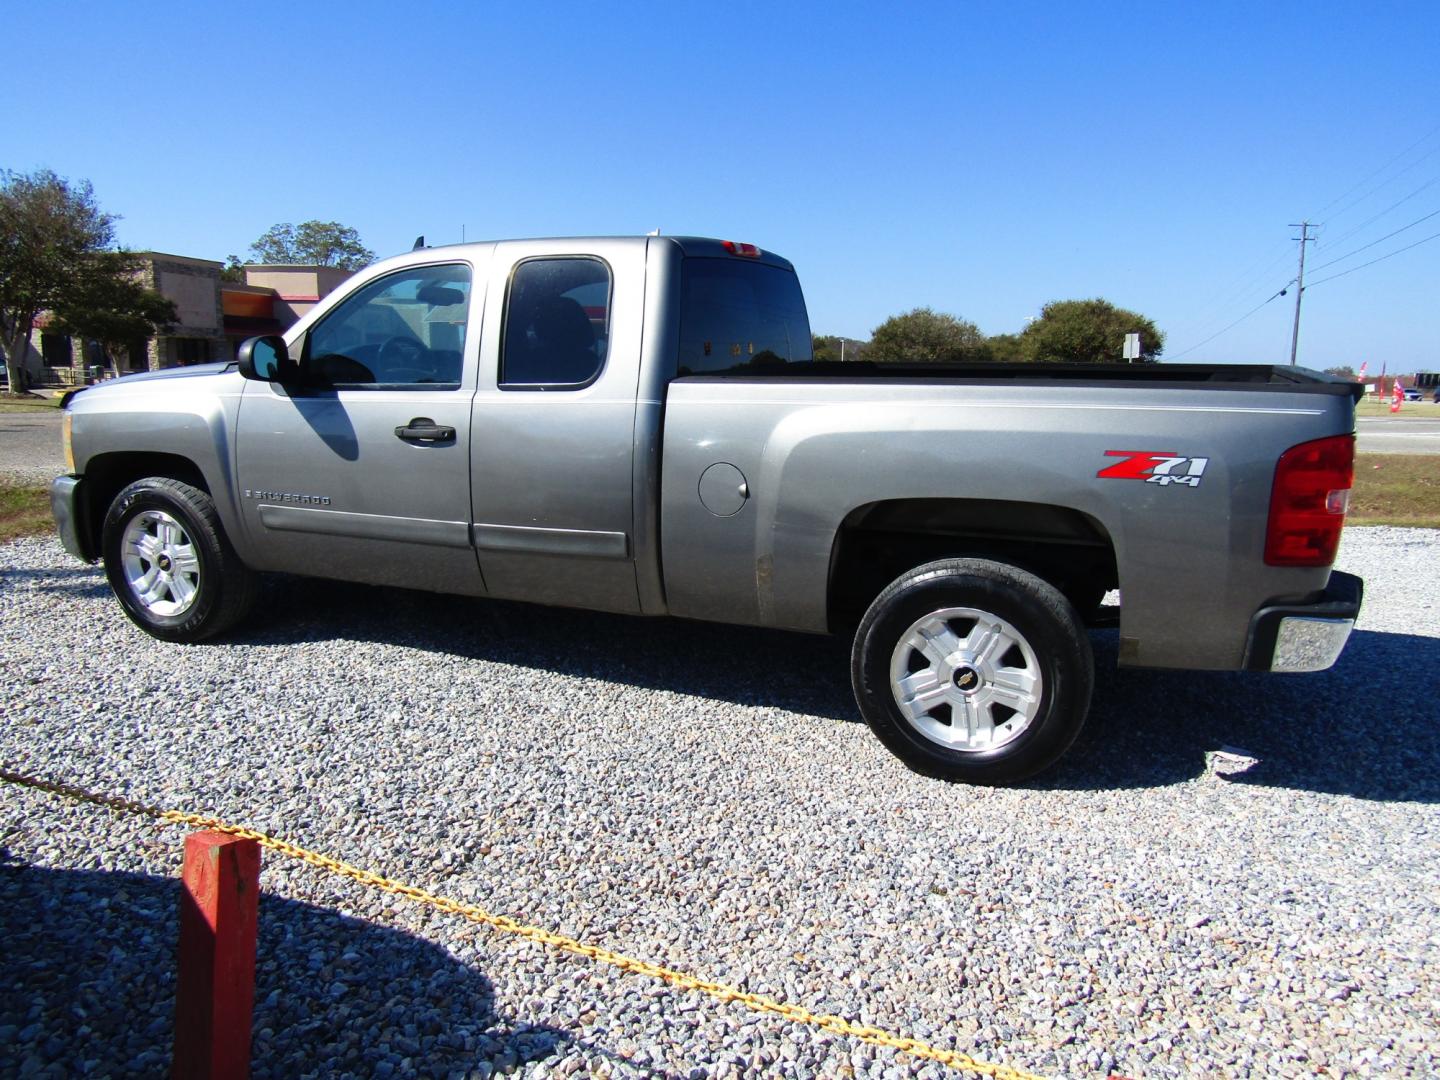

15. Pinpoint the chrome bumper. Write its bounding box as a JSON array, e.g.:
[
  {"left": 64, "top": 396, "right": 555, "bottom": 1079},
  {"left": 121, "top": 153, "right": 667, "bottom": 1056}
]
[{"left": 1245, "top": 571, "right": 1363, "bottom": 673}]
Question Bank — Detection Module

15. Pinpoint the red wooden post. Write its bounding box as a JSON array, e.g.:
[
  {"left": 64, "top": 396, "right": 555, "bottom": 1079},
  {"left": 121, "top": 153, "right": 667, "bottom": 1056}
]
[{"left": 172, "top": 831, "right": 261, "bottom": 1080}]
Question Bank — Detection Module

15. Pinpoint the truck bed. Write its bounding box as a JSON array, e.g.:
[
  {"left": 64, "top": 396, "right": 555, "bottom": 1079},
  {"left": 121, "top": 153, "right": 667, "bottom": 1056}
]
[
  {"left": 659, "top": 371, "right": 1358, "bottom": 670},
  {"left": 682, "top": 361, "right": 1365, "bottom": 398}
]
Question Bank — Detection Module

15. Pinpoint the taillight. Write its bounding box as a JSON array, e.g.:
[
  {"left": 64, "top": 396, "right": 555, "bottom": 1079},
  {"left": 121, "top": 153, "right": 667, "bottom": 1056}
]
[
  {"left": 1264, "top": 434, "right": 1355, "bottom": 566},
  {"left": 721, "top": 240, "right": 762, "bottom": 257}
]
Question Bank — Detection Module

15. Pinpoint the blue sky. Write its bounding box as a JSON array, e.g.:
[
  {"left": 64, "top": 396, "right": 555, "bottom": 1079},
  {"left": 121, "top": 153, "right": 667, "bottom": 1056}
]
[{"left": 6, "top": 1, "right": 1437, "bottom": 369}]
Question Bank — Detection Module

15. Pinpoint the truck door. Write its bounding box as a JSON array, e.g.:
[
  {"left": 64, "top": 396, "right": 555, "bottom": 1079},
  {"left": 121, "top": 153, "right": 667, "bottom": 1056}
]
[
  {"left": 467, "top": 240, "right": 645, "bottom": 613},
  {"left": 234, "top": 256, "right": 488, "bottom": 596}
]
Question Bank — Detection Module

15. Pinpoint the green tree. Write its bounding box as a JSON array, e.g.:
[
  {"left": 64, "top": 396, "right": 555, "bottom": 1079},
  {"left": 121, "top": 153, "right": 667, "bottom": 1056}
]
[
  {"left": 812, "top": 334, "right": 867, "bottom": 362},
  {"left": 220, "top": 254, "right": 246, "bottom": 283},
  {"left": 869, "top": 307, "right": 986, "bottom": 362},
  {"left": 1323, "top": 365, "right": 1357, "bottom": 379},
  {"left": 1020, "top": 299, "right": 1163, "bottom": 364},
  {"left": 48, "top": 251, "right": 177, "bottom": 374},
  {"left": 983, "top": 332, "right": 1026, "bottom": 363},
  {"left": 1, "top": 169, "right": 116, "bottom": 391},
  {"left": 249, "top": 220, "right": 374, "bottom": 269}
]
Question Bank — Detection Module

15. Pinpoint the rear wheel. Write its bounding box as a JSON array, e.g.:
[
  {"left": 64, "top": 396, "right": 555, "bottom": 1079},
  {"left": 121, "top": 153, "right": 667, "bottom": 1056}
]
[
  {"left": 851, "top": 558, "right": 1093, "bottom": 784},
  {"left": 101, "top": 478, "right": 258, "bottom": 642}
]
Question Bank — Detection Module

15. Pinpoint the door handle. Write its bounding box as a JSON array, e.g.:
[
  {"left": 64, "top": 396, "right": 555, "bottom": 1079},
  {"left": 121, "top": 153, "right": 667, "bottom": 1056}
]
[{"left": 395, "top": 418, "right": 456, "bottom": 443}]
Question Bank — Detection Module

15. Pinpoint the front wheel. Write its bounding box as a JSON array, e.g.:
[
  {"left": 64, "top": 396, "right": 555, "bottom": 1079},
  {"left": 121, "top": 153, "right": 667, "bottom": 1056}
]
[
  {"left": 851, "top": 559, "right": 1093, "bottom": 784},
  {"left": 101, "top": 477, "right": 258, "bottom": 642}
]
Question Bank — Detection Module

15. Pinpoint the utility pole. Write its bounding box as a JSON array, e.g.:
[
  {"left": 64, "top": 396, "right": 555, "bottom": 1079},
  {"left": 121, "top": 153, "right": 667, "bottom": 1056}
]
[{"left": 1288, "top": 221, "right": 1315, "bottom": 366}]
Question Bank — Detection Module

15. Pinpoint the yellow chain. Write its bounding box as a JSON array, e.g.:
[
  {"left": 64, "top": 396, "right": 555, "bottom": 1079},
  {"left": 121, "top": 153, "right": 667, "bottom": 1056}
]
[{"left": 0, "top": 767, "right": 1047, "bottom": 1080}]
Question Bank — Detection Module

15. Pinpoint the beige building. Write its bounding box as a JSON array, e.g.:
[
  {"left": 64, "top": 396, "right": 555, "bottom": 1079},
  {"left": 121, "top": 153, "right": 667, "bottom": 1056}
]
[
  {"left": 12, "top": 255, "right": 354, "bottom": 386},
  {"left": 242, "top": 265, "right": 354, "bottom": 326},
  {"left": 140, "top": 253, "right": 229, "bottom": 368}
]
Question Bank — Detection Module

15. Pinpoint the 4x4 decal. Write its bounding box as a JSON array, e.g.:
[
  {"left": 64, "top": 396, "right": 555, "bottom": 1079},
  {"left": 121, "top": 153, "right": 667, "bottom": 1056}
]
[{"left": 1097, "top": 450, "right": 1209, "bottom": 488}]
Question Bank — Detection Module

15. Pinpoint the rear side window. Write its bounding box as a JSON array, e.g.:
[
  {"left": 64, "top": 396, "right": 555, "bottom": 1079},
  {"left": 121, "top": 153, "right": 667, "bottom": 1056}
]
[
  {"left": 677, "top": 259, "right": 813, "bottom": 375},
  {"left": 501, "top": 257, "right": 611, "bottom": 387}
]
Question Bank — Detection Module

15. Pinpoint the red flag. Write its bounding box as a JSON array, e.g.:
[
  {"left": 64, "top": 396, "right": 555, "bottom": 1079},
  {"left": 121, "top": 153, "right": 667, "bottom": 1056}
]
[
  {"left": 1357, "top": 361, "right": 1368, "bottom": 380},
  {"left": 1391, "top": 377, "right": 1404, "bottom": 413}
]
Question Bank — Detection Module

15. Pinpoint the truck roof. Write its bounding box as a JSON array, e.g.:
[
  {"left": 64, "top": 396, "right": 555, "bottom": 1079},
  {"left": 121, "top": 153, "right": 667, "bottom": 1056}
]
[{"left": 410, "top": 235, "right": 796, "bottom": 272}]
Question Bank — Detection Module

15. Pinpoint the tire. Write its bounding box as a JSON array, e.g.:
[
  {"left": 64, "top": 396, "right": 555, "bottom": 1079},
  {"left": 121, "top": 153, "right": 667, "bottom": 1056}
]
[
  {"left": 851, "top": 558, "right": 1093, "bottom": 784},
  {"left": 101, "top": 477, "right": 258, "bottom": 642}
]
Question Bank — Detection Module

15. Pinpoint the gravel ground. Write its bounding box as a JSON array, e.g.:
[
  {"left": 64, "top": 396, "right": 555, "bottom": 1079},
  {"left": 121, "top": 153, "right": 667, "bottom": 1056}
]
[{"left": 2, "top": 527, "right": 1437, "bottom": 1079}]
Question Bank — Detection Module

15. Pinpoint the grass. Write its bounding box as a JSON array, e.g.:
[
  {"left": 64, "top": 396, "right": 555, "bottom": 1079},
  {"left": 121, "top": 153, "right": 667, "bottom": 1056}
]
[
  {"left": 1355, "top": 398, "right": 1438, "bottom": 418},
  {"left": 0, "top": 393, "right": 63, "bottom": 413},
  {"left": 0, "top": 478, "right": 53, "bottom": 543},
  {"left": 1349, "top": 453, "right": 1440, "bottom": 527}
]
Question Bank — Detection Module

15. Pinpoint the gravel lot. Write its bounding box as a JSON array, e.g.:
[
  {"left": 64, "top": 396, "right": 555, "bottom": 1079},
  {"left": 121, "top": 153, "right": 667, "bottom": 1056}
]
[{"left": 2, "top": 528, "right": 1437, "bottom": 1079}]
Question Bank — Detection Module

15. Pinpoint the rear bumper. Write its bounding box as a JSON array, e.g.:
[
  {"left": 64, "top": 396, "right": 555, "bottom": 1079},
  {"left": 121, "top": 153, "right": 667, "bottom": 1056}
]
[
  {"left": 1244, "top": 570, "right": 1363, "bottom": 672},
  {"left": 50, "top": 475, "right": 96, "bottom": 562}
]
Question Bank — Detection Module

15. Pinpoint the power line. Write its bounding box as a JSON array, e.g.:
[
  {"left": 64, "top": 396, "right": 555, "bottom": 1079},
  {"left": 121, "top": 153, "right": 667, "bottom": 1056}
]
[
  {"left": 1311, "top": 124, "right": 1440, "bottom": 223},
  {"left": 1305, "top": 228, "right": 1440, "bottom": 288},
  {"left": 1305, "top": 206, "right": 1440, "bottom": 275},
  {"left": 1317, "top": 173, "right": 1440, "bottom": 252},
  {"left": 1168, "top": 130, "right": 1440, "bottom": 364},
  {"left": 1174, "top": 242, "right": 1295, "bottom": 337},
  {"left": 1166, "top": 286, "right": 1289, "bottom": 360},
  {"left": 1171, "top": 134, "right": 1438, "bottom": 350}
]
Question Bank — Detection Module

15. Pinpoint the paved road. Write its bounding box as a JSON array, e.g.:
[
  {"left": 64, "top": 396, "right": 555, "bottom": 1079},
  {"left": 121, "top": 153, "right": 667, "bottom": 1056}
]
[
  {"left": 0, "top": 411, "right": 65, "bottom": 482},
  {"left": 1355, "top": 415, "right": 1440, "bottom": 454}
]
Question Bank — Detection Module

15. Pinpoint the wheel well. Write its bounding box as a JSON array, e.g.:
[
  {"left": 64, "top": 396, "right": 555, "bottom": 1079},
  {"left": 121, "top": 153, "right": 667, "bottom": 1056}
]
[
  {"left": 80, "top": 452, "right": 211, "bottom": 556},
  {"left": 827, "top": 498, "right": 1118, "bottom": 630}
]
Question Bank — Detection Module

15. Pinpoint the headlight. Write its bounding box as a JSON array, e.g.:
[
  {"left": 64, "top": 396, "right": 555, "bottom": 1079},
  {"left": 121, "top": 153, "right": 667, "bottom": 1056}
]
[{"left": 63, "top": 412, "right": 75, "bottom": 473}]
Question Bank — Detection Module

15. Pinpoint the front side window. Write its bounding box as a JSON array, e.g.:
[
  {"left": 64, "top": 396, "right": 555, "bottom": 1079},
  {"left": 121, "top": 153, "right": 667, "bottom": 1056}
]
[
  {"left": 303, "top": 263, "right": 471, "bottom": 387},
  {"left": 501, "top": 258, "right": 610, "bottom": 387},
  {"left": 677, "top": 259, "right": 813, "bottom": 376}
]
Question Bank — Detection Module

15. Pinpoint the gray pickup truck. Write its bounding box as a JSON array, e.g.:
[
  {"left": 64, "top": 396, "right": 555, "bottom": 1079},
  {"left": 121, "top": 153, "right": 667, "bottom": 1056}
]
[{"left": 51, "top": 236, "right": 1363, "bottom": 783}]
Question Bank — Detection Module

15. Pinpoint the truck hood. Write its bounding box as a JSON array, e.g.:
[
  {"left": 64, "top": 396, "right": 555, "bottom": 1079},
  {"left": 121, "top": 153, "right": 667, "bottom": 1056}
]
[
  {"left": 66, "top": 362, "right": 240, "bottom": 406},
  {"left": 108, "top": 362, "right": 236, "bottom": 384}
]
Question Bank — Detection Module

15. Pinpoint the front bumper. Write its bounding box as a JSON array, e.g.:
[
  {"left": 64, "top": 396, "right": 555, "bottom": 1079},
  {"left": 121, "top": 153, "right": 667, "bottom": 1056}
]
[
  {"left": 50, "top": 475, "right": 96, "bottom": 562},
  {"left": 1244, "top": 570, "right": 1363, "bottom": 673}
]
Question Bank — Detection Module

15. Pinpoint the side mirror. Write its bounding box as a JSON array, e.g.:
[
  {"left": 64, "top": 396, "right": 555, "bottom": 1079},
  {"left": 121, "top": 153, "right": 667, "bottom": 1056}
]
[{"left": 237, "top": 335, "right": 292, "bottom": 382}]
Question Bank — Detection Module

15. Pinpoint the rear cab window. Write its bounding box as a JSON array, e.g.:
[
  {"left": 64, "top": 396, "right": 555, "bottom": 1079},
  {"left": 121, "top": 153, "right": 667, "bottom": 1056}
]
[
  {"left": 677, "top": 259, "right": 813, "bottom": 376},
  {"left": 500, "top": 257, "right": 611, "bottom": 388}
]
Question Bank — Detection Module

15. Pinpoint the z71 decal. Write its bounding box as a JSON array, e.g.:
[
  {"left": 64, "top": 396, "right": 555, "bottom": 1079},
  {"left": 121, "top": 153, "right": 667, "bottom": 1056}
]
[{"left": 1097, "top": 450, "right": 1210, "bottom": 488}]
